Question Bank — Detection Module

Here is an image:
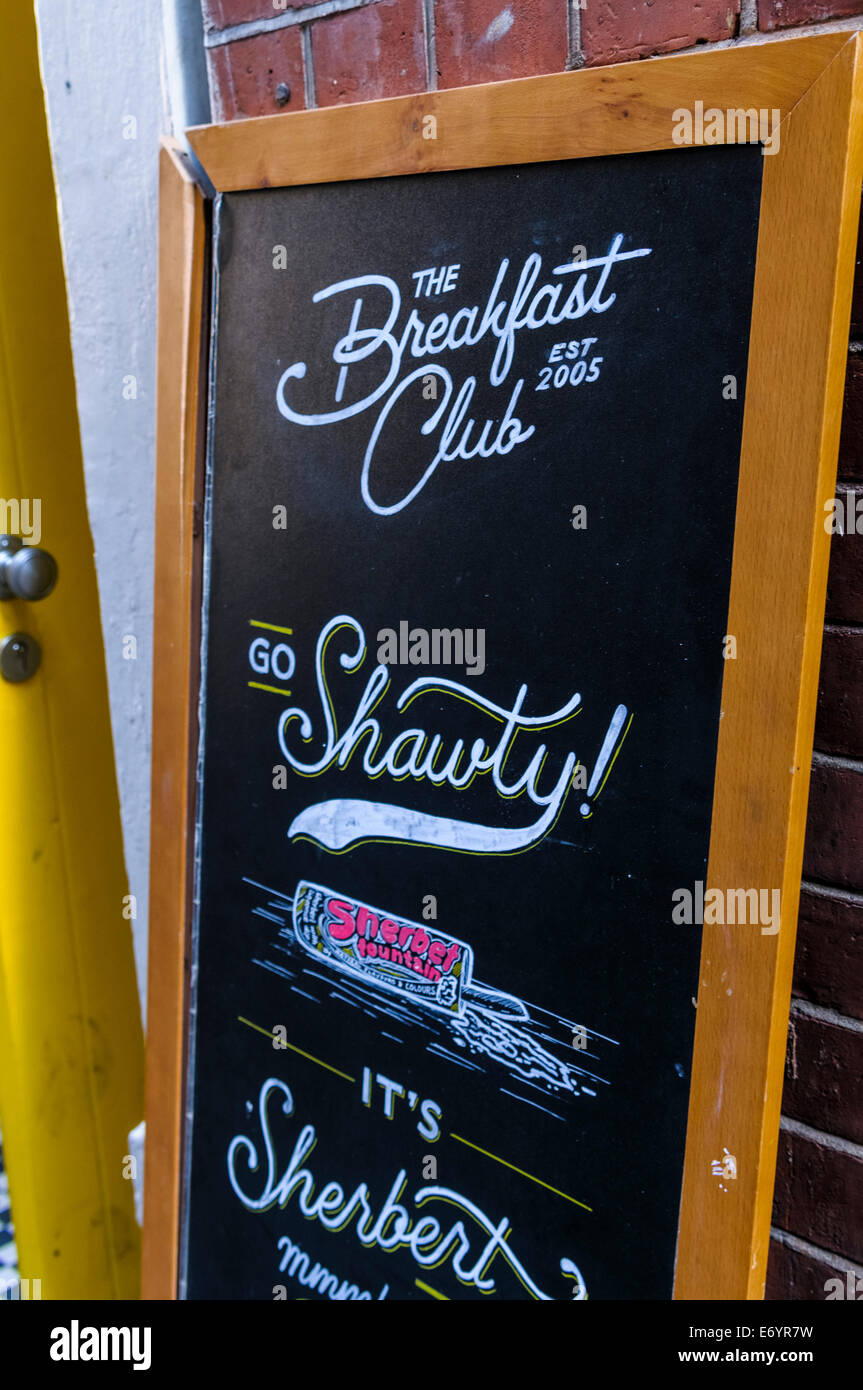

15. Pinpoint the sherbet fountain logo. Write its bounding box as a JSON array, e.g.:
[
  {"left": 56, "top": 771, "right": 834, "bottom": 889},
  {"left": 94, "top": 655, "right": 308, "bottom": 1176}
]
[{"left": 293, "top": 880, "right": 470, "bottom": 1016}]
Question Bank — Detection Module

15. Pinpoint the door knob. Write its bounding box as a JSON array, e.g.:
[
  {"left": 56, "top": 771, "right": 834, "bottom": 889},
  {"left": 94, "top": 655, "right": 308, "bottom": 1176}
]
[{"left": 0, "top": 535, "right": 58, "bottom": 601}]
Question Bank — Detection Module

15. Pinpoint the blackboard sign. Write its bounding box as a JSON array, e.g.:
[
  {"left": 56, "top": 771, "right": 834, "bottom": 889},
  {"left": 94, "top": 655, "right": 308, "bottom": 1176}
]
[
  {"left": 146, "top": 38, "right": 862, "bottom": 1302},
  {"left": 180, "top": 146, "right": 763, "bottom": 1301}
]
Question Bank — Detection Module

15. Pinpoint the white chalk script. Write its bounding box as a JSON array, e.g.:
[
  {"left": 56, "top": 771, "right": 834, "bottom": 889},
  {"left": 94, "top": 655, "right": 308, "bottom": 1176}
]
[
  {"left": 228, "top": 1076, "right": 587, "bottom": 1299},
  {"left": 275, "top": 238, "right": 653, "bottom": 513},
  {"left": 277, "top": 614, "right": 630, "bottom": 854}
]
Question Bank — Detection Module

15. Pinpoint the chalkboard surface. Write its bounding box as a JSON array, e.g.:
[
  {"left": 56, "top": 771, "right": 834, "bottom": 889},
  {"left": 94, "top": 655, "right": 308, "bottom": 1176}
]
[{"left": 182, "top": 146, "right": 763, "bottom": 1301}]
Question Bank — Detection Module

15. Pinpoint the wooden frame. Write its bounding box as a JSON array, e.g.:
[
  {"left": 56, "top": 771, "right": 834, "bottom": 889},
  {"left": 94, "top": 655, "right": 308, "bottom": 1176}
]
[
  {"left": 143, "top": 140, "right": 208, "bottom": 1300},
  {"left": 145, "top": 31, "right": 863, "bottom": 1300}
]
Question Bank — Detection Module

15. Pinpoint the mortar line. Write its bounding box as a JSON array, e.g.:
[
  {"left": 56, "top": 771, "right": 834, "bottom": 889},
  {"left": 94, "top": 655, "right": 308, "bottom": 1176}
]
[
  {"left": 301, "top": 24, "right": 316, "bottom": 110},
  {"left": 422, "top": 0, "right": 437, "bottom": 92},
  {"left": 205, "top": 0, "right": 380, "bottom": 48}
]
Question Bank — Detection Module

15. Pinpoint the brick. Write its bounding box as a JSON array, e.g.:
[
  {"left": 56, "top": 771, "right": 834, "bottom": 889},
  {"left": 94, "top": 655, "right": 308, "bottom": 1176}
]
[
  {"left": 772, "top": 1124, "right": 863, "bottom": 1263},
  {"left": 838, "top": 354, "right": 863, "bottom": 481},
  {"left": 206, "top": 29, "right": 306, "bottom": 120},
  {"left": 782, "top": 1004, "right": 863, "bottom": 1144},
  {"left": 766, "top": 1234, "right": 862, "bottom": 1300},
  {"left": 433, "top": 0, "right": 567, "bottom": 89},
  {"left": 814, "top": 628, "right": 863, "bottom": 760},
  {"left": 582, "top": 1, "right": 738, "bottom": 68},
  {"left": 312, "top": 0, "right": 426, "bottom": 107},
  {"left": 759, "top": 1, "right": 863, "bottom": 32},
  {"left": 794, "top": 887, "right": 863, "bottom": 1021},
  {"left": 202, "top": 1, "right": 307, "bottom": 32},
  {"left": 802, "top": 760, "right": 863, "bottom": 893},
  {"left": 825, "top": 489, "right": 863, "bottom": 624}
]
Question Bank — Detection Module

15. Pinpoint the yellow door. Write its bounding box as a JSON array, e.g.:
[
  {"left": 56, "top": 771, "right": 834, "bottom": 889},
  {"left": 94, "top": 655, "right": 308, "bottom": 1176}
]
[{"left": 0, "top": 4, "right": 144, "bottom": 1300}]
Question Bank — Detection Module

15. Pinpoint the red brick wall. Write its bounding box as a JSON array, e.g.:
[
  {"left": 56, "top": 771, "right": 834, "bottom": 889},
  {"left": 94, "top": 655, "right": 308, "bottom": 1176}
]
[{"left": 200, "top": 0, "right": 863, "bottom": 1300}]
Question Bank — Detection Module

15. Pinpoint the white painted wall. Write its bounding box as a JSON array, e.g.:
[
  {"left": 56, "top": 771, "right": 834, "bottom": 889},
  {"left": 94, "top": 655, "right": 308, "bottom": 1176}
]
[{"left": 34, "top": 0, "right": 210, "bottom": 1013}]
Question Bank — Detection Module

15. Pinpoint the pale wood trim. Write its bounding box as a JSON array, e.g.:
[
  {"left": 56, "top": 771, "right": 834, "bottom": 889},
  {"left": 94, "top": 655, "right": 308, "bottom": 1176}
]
[
  {"left": 674, "top": 34, "right": 863, "bottom": 1299},
  {"left": 187, "top": 31, "right": 850, "bottom": 191},
  {"left": 150, "top": 36, "right": 863, "bottom": 1300},
  {"left": 142, "top": 139, "right": 207, "bottom": 1301}
]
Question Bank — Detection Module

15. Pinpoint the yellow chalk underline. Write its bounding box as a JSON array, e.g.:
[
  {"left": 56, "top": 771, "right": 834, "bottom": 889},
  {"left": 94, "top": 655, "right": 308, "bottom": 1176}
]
[
  {"left": 450, "top": 1133, "right": 592, "bottom": 1211},
  {"left": 248, "top": 681, "right": 292, "bottom": 697},
  {"left": 238, "top": 1017, "right": 355, "bottom": 1082},
  {"left": 249, "top": 620, "right": 293, "bottom": 634},
  {"left": 415, "top": 1279, "right": 449, "bottom": 1300}
]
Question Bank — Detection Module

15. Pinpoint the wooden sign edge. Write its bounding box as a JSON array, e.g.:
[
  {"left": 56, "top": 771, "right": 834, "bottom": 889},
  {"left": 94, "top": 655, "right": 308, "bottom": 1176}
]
[
  {"left": 146, "top": 36, "right": 863, "bottom": 1300},
  {"left": 186, "top": 30, "right": 850, "bottom": 192},
  {"left": 676, "top": 34, "right": 863, "bottom": 1300},
  {"left": 143, "top": 139, "right": 208, "bottom": 1301}
]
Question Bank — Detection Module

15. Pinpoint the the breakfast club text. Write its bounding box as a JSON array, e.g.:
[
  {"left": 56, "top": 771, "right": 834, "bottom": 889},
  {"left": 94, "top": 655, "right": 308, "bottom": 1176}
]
[{"left": 276, "top": 239, "right": 652, "bottom": 514}]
